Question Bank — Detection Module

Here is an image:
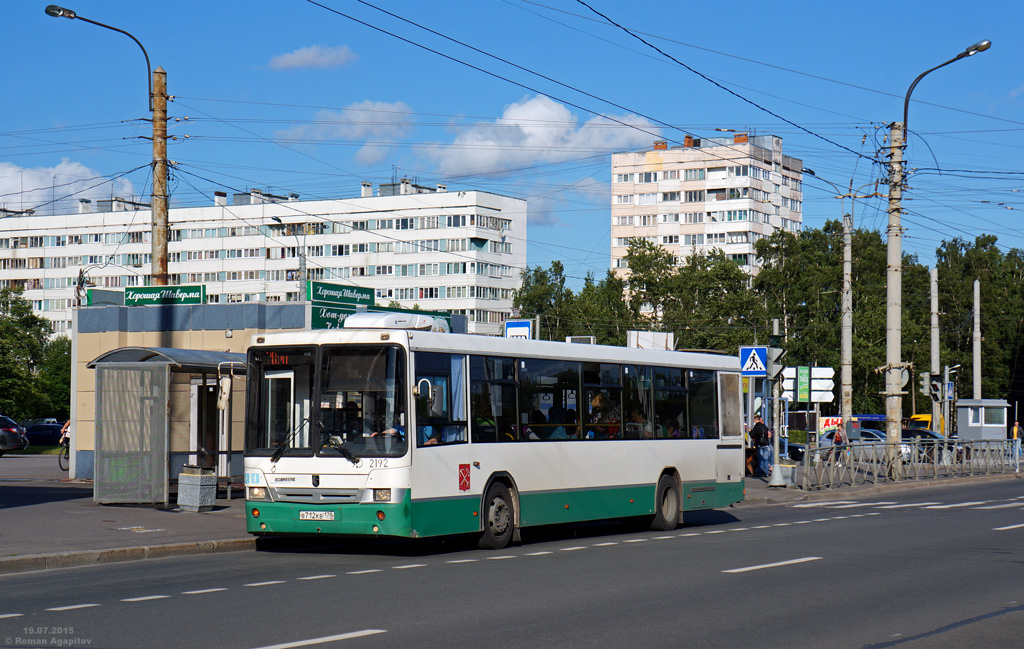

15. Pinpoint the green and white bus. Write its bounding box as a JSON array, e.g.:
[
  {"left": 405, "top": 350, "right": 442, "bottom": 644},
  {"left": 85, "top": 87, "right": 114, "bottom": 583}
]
[{"left": 244, "top": 312, "right": 745, "bottom": 549}]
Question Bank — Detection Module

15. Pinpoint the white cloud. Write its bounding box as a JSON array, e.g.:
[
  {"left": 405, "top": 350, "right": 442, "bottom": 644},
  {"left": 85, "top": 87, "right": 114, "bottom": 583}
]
[
  {"left": 268, "top": 45, "right": 357, "bottom": 70},
  {"left": 0, "top": 159, "right": 134, "bottom": 215},
  {"left": 425, "top": 95, "right": 658, "bottom": 179},
  {"left": 276, "top": 101, "right": 415, "bottom": 165}
]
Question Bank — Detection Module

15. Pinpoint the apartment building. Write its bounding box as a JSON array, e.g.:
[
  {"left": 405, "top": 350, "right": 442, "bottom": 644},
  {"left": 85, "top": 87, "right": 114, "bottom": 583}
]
[
  {"left": 0, "top": 180, "right": 526, "bottom": 335},
  {"left": 610, "top": 133, "right": 803, "bottom": 275}
]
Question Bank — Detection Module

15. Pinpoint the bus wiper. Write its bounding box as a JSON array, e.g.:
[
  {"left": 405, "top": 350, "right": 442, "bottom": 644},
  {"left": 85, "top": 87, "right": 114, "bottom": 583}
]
[
  {"left": 322, "top": 432, "right": 361, "bottom": 465},
  {"left": 271, "top": 418, "right": 309, "bottom": 463}
]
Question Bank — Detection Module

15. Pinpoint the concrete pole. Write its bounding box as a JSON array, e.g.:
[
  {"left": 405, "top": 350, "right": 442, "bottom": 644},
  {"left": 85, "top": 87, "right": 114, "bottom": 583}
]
[
  {"left": 974, "top": 279, "right": 981, "bottom": 399},
  {"left": 931, "top": 268, "right": 941, "bottom": 431},
  {"left": 151, "top": 67, "right": 169, "bottom": 286},
  {"left": 885, "top": 121, "right": 905, "bottom": 475},
  {"left": 841, "top": 214, "right": 853, "bottom": 433},
  {"left": 769, "top": 319, "right": 785, "bottom": 487}
]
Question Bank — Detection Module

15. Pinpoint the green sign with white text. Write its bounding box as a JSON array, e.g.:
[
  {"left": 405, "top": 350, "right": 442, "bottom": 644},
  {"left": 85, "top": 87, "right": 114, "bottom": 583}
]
[
  {"left": 797, "top": 366, "right": 811, "bottom": 402},
  {"left": 311, "top": 304, "right": 452, "bottom": 330},
  {"left": 124, "top": 285, "right": 206, "bottom": 306},
  {"left": 307, "top": 281, "right": 374, "bottom": 306}
]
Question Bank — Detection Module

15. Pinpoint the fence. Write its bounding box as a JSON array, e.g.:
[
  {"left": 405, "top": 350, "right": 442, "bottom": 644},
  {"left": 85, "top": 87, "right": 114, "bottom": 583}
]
[{"left": 801, "top": 439, "right": 1018, "bottom": 490}]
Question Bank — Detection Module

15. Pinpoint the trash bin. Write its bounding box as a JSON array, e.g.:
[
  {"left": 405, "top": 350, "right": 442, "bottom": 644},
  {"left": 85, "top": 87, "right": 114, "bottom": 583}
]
[{"left": 178, "top": 465, "right": 217, "bottom": 512}]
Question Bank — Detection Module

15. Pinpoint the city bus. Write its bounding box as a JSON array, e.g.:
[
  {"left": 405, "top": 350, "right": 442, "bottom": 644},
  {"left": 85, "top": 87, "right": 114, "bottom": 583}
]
[{"left": 243, "top": 312, "right": 745, "bottom": 549}]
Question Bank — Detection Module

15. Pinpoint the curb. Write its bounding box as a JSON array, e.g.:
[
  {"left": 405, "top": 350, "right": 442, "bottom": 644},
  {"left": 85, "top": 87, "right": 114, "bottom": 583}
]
[{"left": 0, "top": 537, "right": 255, "bottom": 575}]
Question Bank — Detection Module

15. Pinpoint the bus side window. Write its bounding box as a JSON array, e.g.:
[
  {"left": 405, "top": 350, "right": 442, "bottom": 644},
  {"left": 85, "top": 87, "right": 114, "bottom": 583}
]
[
  {"left": 415, "top": 352, "right": 468, "bottom": 447},
  {"left": 469, "top": 355, "right": 518, "bottom": 443}
]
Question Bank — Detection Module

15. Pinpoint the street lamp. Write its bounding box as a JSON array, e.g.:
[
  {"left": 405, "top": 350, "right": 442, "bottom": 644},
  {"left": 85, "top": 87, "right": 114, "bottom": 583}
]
[
  {"left": 885, "top": 39, "right": 991, "bottom": 472},
  {"left": 45, "top": 5, "right": 170, "bottom": 286},
  {"left": 271, "top": 217, "right": 306, "bottom": 302}
]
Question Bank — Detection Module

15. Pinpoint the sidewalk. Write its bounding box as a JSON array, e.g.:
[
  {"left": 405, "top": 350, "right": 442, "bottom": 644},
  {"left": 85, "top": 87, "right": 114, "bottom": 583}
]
[
  {"left": 1, "top": 455, "right": 1020, "bottom": 575},
  {"left": 0, "top": 455, "right": 253, "bottom": 575}
]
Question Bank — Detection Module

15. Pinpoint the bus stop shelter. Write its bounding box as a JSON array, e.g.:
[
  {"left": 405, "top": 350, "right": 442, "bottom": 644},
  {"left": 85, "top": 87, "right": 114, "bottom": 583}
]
[{"left": 87, "top": 347, "right": 246, "bottom": 505}]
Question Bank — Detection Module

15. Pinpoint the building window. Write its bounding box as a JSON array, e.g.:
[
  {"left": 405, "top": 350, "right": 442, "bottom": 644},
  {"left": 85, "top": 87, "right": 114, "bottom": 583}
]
[
  {"left": 684, "top": 190, "right": 705, "bottom": 203},
  {"left": 661, "top": 192, "right": 680, "bottom": 202},
  {"left": 684, "top": 169, "right": 705, "bottom": 181}
]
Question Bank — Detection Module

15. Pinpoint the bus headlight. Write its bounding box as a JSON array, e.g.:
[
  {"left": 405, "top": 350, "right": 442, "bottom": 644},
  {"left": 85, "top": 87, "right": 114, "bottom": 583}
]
[
  {"left": 248, "top": 486, "right": 268, "bottom": 500},
  {"left": 373, "top": 488, "right": 391, "bottom": 502}
]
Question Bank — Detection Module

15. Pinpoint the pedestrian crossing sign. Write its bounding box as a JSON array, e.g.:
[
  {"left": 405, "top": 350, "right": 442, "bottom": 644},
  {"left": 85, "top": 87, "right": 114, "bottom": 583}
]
[{"left": 739, "top": 346, "right": 768, "bottom": 376}]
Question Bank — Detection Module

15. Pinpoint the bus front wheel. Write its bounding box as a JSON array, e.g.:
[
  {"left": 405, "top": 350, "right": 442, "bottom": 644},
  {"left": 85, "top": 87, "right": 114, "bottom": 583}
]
[
  {"left": 479, "top": 482, "right": 514, "bottom": 549},
  {"left": 651, "top": 475, "right": 680, "bottom": 531}
]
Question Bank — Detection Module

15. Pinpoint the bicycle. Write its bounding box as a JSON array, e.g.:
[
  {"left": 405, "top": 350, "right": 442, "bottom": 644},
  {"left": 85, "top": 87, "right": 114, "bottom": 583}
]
[{"left": 58, "top": 436, "right": 70, "bottom": 471}]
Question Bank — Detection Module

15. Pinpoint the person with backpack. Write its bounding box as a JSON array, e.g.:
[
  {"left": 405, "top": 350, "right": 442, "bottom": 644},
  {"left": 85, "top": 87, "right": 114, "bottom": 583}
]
[{"left": 746, "top": 415, "right": 772, "bottom": 477}]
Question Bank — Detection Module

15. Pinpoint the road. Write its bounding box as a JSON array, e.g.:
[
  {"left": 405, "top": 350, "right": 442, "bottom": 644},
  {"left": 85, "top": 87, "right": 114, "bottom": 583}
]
[{"left": 2, "top": 480, "right": 1023, "bottom": 649}]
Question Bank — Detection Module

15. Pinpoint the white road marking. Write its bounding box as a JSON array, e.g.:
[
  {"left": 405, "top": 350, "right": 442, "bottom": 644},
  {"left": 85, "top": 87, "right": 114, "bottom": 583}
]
[
  {"left": 525, "top": 551, "right": 552, "bottom": 556},
  {"left": 993, "top": 523, "right": 1024, "bottom": 531},
  {"left": 728, "top": 528, "right": 749, "bottom": 532},
  {"left": 347, "top": 569, "right": 382, "bottom": 575},
  {"left": 974, "top": 503, "right": 1024, "bottom": 510},
  {"left": 183, "top": 588, "right": 228, "bottom": 595},
  {"left": 624, "top": 538, "right": 649, "bottom": 542},
  {"left": 446, "top": 559, "right": 479, "bottom": 563},
  {"left": 875, "top": 502, "right": 942, "bottom": 509},
  {"left": 723, "top": 557, "right": 823, "bottom": 574},
  {"left": 298, "top": 575, "right": 336, "bottom": 580},
  {"left": 773, "top": 523, "right": 792, "bottom": 527},
  {"left": 46, "top": 604, "right": 100, "bottom": 611},
  {"left": 827, "top": 502, "right": 897, "bottom": 509},
  {"left": 121, "top": 595, "right": 170, "bottom": 602},
  {"left": 791, "top": 501, "right": 857, "bottom": 508},
  {"left": 250, "top": 629, "right": 387, "bottom": 649},
  {"left": 751, "top": 525, "right": 772, "bottom": 529},
  {"left": 245, "top": 581, "right": 285, "bottom": 587},
  {"left": 813, "top": 518, "right": 832, "bottom": 522},
  {"left": 653, "top": 535, "right": 676, "bottom": 539},
  {"left": 486, "top": 555, "right": 516, "bottom": 560},
  {"left": 592, "top": 542, "right": 618, "bottom": 546},
  {"left": 0, "top": 613, "right": 24, "bottom": 619},
  {"left": 793, "top": 521, "right": 811, "bottom": 525},
  {"left": 705, "top": 530, "right": 727, "bottom": 535},
  {"left": 925, "top": 501, "right": 990, "bottom": 509},
  {"left": 830, "top": 516, "right": 850, "bottom": 520},
  {"left": 392, "top": 564, "right": 426, "bottom": 570},
  {"left": 678, "top": 532, "right": 701, "bottom": 536},
  {"left": 560, "top": 546, "right": 586, "bottom": 551}
]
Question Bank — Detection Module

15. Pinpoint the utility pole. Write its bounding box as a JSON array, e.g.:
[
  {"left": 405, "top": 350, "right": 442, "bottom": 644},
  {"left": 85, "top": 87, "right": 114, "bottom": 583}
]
[
  {"left": 884, "top": 120, "right": 905, "bottom": 474},
  {"left": 841, "top": 212, "right": 853, "bottom": 432},
  {"left": 974, "top": 279, "right": 981, "bottom": 399},
  {"left": 151, "top": 67, "right": 169, "bottom": 286},
  {"left": 931, "top": 268, "right": 941, "bottom": 432}
]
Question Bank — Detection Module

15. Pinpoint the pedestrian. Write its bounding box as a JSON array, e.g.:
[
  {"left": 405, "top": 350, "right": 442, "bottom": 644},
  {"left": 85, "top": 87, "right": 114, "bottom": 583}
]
[
  {"left": 1011, "top": 420, "right": 1020, "bottom": 463},
  {"left": 746, "top": 415, "right": 772, "bottom": 477}
]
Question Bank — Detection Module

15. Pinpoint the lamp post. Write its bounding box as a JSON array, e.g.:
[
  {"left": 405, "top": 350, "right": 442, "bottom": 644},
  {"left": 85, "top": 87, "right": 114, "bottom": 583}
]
[
  {"left": 45, "top": 5, "right": 169, "bottom": 286},
  {"left": 884, "top": 39, "right": 991, "bottom": 474},
  {"left": 271, "top": 217, "right": 306, "bottom": 302}
]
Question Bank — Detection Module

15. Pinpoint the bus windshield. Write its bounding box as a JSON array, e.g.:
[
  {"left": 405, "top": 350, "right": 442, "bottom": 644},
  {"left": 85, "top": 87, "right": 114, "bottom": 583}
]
[{"left": 246, "top": 345, "right": 407, "bottom": 459}]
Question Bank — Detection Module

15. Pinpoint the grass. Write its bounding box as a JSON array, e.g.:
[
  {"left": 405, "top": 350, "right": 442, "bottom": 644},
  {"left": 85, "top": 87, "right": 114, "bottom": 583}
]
[{"left": 9, "top": 445, "right": 63, "bottom": 456}]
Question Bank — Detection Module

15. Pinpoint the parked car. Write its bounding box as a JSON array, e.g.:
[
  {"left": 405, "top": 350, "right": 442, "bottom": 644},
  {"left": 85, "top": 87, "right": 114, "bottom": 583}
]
[
  {"left": 0, "top": 415, "right": 29, "bottom": 455},
  {"left": 25, "top": 423, "right": 64, "bottom": 446}
]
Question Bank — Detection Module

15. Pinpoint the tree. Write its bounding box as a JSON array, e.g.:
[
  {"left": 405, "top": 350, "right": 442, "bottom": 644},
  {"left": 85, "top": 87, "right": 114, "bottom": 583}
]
[{"left": 0, "top": 287, "right": 53, "bottom": 419}]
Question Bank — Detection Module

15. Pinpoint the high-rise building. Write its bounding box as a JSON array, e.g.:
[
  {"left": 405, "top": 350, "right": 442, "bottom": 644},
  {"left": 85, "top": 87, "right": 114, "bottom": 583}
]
[
  {"left": 610, "top": 134, "right": 803, "bottom": 275},
  {"left": 0, "top": 181, "right": 526, "bottom": 335}
]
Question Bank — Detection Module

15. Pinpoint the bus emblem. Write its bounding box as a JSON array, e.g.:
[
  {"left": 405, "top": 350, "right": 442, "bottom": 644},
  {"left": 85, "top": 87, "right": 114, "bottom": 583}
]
[
  {"left": 312, "top": 474, "right": 320, "bottom": 487},
  {"left": 458, "top": 464, "right": 471, "bottom": 491}
]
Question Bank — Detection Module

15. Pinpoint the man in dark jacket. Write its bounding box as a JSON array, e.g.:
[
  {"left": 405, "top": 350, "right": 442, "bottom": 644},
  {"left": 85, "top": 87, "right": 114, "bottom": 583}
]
[{"left": 748, "top": 415, "right": 772, "bottom": 477}]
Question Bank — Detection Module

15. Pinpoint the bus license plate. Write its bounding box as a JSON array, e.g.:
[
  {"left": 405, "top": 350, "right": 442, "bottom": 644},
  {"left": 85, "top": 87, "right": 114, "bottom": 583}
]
[{"left": 299, "top": 510, "right": 334, "bottom": 521}]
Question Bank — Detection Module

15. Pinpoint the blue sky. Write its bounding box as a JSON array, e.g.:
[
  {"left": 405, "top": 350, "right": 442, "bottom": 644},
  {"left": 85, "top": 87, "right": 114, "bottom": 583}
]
[{"left": 3, "top": 0, "right": 1021, "bottom": 289}]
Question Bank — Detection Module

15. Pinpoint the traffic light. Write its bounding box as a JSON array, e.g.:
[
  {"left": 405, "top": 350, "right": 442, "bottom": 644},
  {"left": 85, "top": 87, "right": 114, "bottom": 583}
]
[
  {"left": 767, "top": 347, "right": 787, "bottom": 380},
  {"left": 919, "top": 372, "right": 930, "bottom": 397},
  {"left": 930, "top": 374, "right": 943, "bottom": 402}
]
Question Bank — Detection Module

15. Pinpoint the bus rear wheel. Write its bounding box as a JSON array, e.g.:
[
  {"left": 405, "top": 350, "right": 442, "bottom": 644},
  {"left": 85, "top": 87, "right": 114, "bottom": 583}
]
[
  {"left": 479, "top": 482, "right": 514, "bottom": 549},
  {"left": 651, "top": 475, "right": 680, "bottom": 531}
]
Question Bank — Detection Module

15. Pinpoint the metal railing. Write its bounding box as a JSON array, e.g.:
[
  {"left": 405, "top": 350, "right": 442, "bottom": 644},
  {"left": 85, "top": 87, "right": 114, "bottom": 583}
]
[{"left": 801, "top": 439, "right": 1019, "bottom": 490}]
